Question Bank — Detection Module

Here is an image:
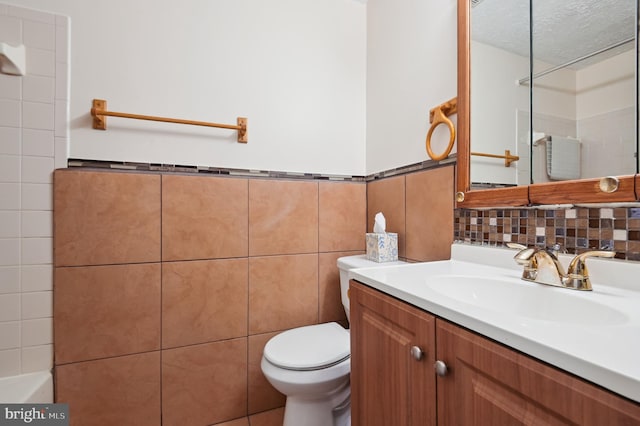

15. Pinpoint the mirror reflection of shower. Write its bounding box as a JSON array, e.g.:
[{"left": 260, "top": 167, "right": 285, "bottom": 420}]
[{"left": 470, "top": 0, "right": 637, "bottom": 188}]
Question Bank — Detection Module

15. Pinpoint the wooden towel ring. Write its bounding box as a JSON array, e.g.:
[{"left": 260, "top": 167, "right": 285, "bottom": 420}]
[{"left": 425, "top": 98, "right": 457, "bottom": 161}]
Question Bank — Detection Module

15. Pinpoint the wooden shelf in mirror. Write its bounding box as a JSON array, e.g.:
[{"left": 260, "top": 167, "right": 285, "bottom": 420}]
[
  {"left": 529, "top": 176, "right": 636, "bottom": 205},
  {"left": 456, "top": 0, "right": 638, "bottom": 208},
  {"left": 456, "top": 186, "right": 529, "bottom": 208}
]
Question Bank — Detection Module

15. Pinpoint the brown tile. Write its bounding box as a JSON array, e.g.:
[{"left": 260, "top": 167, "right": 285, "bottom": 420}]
[
  {"left": 614, "top": 219, "right": 626, "bottom": 230},
  {"left": 319, "top": 251, "right": 361, "bottom": 323},
  {"left": 249, "top": 407, "right": 285, "bottom": 426},
  {"left": 54, "top": 169, "right": 160, "bottom": 266},
  {"left": 54, "top": 264, "right": 161, "bottom": 364},
  {"left": 367, "top": 175, "right": 406, "bottom": 258},
  {"left": 614, "top": 208, "right": 627, "bottom": 219},
  {"left": 613, "top": 241, "right": 627, "bottom": 252},
  {"left": 215, "top": 418, "right": 250, "bottom": 426},
  {"left": 248, "top": 332, "right": 286, "bottom": 414},
  {"left": 601, "top": 229, "right": 613, "bottom": 240},
  {"left": 55, "top": 352, "right": 160, "bottom": 426},
  {"left": 249, "top": 254, "right": 318, "bottom": 334},
  {"left": 405, "top": 167, "right": 454, "bottom": 261},
  {"left": 162, "top": 175, "right": 248, "bottom": 261},
  {"left": 162, "top": 259, "right": 248, "bottom": 349},
  {"left": 319, "top": 182, "right": 366, "bottom": 252},
  {"left": 162, "top": 339, "right": 247, "bottom": 426},
  {"left": 249, "top": 179, "right": 318, "bottom": 256},
  {"left": 628, "top": 240, "right": 640, "bottom": 252}
]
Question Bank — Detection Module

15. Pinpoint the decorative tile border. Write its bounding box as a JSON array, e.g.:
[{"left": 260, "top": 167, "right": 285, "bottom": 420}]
[
  {"left": 365, "top": 156, "right": 457, "bottom": 181},
  {"left": 68, "top": 159, "right": 367, "bottom": 181},
  {"left": 455, "top": 207, "right": 640, "bottom": 261},
  {"left": 67, "top": 156, "right": 455, "bottom": 182}
]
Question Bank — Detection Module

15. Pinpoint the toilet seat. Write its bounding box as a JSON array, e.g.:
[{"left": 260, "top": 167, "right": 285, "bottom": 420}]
[{"left": 264, "top": 322, "right": 350, "bottom": 371}]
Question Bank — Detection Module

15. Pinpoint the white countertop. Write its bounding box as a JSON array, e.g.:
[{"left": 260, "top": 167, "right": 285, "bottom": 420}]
[{"left": 349, "top": 243, "right": 640, "bottom": 403}]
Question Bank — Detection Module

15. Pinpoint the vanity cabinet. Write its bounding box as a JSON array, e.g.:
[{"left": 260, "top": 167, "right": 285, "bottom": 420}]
[
  {"left": 437, "top": 319, "right": 640, "bottom": 425},
  {"left": 349, "top": 280, "right": 436, "bottom": 426},
  {"left": 350, "top": 281, "right": 640, "bottom": 425}
]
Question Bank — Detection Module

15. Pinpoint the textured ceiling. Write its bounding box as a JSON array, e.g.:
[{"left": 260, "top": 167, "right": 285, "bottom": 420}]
[{"left": 472, "top": 0, "right": 636, "bottom": 68}]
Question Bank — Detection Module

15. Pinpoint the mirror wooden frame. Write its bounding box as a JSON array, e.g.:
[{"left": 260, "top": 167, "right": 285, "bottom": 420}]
[{"left": 455, "top": 0, "right": 638, "bottom": 208}]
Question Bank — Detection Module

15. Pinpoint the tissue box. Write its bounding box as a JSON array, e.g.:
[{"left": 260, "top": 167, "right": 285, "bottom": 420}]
[{"left": 365, "top": 232, "right": 398, "bottom": 262}]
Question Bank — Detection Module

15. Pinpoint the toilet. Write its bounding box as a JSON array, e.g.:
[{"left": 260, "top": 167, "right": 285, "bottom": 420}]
[{"left": 261, "top": 254, "right": 406, "bottom": 426}]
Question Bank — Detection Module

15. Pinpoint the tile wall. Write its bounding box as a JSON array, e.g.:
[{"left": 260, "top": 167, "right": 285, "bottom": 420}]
[
  {"left": 367, "top": 165, "right": 454, "bottom": 262},
  {"left": 53, "top": 169, "right": 367, "bottom": 426},
  {"left": 52, "top": 164, "right": 454, "bottom": 425},
  {"left": 0, "top": 4, "right": 68, "bottom": 378},
  {"left": 455, "top": 207, "right": 640, "bottom": 261}
]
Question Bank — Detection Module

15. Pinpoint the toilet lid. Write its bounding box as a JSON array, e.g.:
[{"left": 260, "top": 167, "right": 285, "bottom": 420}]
[{"left": 263, "top": 322, "right": 350, "bottom": 371}]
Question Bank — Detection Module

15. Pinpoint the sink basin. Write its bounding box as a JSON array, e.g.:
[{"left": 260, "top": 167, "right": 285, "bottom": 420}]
[{"left": 426, "top": 275, "right": 629, "bottom": 326}]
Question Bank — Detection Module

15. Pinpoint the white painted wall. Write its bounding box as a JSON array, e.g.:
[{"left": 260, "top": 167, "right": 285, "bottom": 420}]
[
  {"left": 7, "top": 0, "right": 461, "bottom": 176},
  {"left": 365, "top": 0, "right": 458, "bottom": 174},
  {"left": 6, "top": 0, "right": 367, "bottom": 175}
]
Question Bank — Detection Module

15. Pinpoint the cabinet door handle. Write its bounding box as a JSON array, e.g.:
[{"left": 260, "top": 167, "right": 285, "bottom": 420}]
[
  {"left": 410, "top": 346, "right": 424, "bottom": 361},
  {"left": 434, "top": 360, "right": 448, "bottom": 377}
]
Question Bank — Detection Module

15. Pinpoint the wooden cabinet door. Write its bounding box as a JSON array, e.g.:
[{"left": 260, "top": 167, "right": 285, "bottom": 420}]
[
  {"left": 436, "top": 319, "right": 640, "bottom": 425},
  {"left": 350, "top": 280, "right": 436, "bottom": 426}
]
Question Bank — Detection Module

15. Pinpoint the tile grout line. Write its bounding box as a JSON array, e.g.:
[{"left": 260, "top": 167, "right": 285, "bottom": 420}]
[
  {"left": 159, "top": 174, "right": 163, "bottom": 424},
  {"left": 246, "top": 178, "right": 250, "bottom": 418},
  {"left": 17, "top": 16, "right": 24, "bottom": 374},
  {"left": 317, "top": 181, "right": 320, "bottom": 325}
]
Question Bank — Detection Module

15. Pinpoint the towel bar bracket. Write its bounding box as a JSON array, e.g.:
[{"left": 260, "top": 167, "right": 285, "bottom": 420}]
[
  {"left": 237, "top": 117, "right": 247, "bottom": 143},
  {"left": 92, "top": 99, "right": 107, "bottom": 130}
]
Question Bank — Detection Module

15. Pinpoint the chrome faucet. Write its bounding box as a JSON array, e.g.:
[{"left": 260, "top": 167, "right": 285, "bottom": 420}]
[{"left": 506, "top": 243, "right": 616, "bottom": 291}]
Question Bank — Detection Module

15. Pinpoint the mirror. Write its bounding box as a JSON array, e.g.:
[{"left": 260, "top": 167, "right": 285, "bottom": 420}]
[
  {"left": 469, "top": 0, "right": 637, "bottom": 188},
  {"left": 470, "top": 0, "right": 530, "bottom": 188},
  {"left": 530, "top": 0, "right": 637, "bottom": 184},
  {"left": 456, "top": 0, "right": 639, "bottom": 207}
]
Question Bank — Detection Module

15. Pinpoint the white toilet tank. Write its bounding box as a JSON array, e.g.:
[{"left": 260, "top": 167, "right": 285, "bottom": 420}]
[{"left": 337, "top": 255, "right": 406, "bottom": 323}]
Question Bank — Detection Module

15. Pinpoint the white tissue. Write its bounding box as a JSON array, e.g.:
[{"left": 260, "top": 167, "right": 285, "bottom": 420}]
[{"left": 373, "top": 212, "right": 386, "bottom": 233}]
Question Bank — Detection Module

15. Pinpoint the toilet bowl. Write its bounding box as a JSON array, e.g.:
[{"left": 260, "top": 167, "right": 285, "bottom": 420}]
[{"left": 261, "top": 255, "right": 406, "bottom": 426}]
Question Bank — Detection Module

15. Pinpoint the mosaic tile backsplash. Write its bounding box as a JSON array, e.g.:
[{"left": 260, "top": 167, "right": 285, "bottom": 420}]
[{"left": 455, "top": 207, "right": 640, "bottom": 261}]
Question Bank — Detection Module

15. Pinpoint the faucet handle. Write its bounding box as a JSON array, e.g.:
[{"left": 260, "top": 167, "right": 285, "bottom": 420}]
[
  {"left": 506, "top": 243, "right": 537, "bottom": 265},
  {"left": 506, "top": 243, "right": 527, "bottom": 250},
  {"left": 567, "top": 250, "right": 616, "bottom": 275},
  {"left": 565, "top": 250, "right": 616, "bottom": 290}
]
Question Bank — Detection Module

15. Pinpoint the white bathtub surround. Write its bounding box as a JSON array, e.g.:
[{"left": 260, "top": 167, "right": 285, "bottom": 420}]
[
  {"left": 350, "top": 243, "right": 640, "bottom": 403},
  {"left": 0, "top": 3, "right": 69, "bottom": 380},
  {"left": 0, "top": 371, "right": 52, "bottom": 403}
]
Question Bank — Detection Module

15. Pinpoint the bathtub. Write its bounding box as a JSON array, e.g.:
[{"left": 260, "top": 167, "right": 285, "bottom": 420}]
[{"left": 0, "top": 371, "right": 53, "bottom": 403}]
